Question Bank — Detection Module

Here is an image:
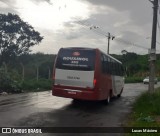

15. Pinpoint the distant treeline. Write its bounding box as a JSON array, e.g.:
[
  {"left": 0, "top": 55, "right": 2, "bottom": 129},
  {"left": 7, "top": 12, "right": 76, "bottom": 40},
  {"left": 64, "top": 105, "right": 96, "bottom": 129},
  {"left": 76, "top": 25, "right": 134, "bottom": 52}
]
[
  {"left": 0, "top": 53, "right": 56, "bottom": 80},
  {"left": 2, "top": 52, "right": 159, "bottom": 80},
  {"left": 0, "top": 53, "right": 56, "bottom": 92},
  {"left": 112, "top": 53, "right": 160, "bottom": 77}
]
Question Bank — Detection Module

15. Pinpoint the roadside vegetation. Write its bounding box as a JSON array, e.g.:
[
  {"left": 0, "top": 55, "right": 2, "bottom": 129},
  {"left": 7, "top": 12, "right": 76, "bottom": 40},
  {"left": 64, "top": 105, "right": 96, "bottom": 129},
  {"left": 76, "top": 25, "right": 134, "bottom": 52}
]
[
  {"left": 126, "top": 87, "right": 160, "bottom": 136},
  {"left": 0, "top": 53, "right": 55, "bottom": 94},
  {"left": 1, "top": 51, "right": 160, "bottom": 94},
  {"left": 113, "top": 53, "right": 160, "bottom": 83},
  {"left": 22, "top": 79, "right": 52, "bottom": 91},
  {"left": 125, "top": 77, "right": 144, "bottom": 83}
]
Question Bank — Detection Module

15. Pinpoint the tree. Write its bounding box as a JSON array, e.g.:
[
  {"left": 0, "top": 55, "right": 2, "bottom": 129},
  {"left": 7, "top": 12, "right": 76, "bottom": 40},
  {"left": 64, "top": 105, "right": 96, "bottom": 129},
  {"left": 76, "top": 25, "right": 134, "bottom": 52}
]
[{"left": 0, "top": 13, "right": 43, "bottom": 65}]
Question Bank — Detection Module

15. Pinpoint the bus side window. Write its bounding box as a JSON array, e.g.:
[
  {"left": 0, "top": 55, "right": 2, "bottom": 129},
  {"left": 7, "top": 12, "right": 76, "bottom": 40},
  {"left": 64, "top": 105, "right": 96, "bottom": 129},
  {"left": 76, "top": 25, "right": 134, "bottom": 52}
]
[
  {"left": 101, "top": 54, "right": 105, "bottom": 73},
  {"left": 105, "top": 56, "right": 109, "bottom": 74},
  {"left": 105, "top": 61, "right": 108, "bottom": 74},
  {"left": 119, "top": 64, "right": 123, "bottom": 76},
  {"left": 103, "top": 55, "right": 108, "bottom": 74},
  {"left": 111, "top": 60, "right": 115, "bottom": 75},
  {"left": 120, "top": 64, "right": 123, "bottom": 76},
  {"left": 113, "top": 62, "right": 116, "bottom": 75},
  {"left": 101, "top": 54, "right": 109, "bottom": 74},
  {"left": 110, "top": 61, "right": 113, "bottom": 75},
  {"left": 105, "top": 57, "right": 109, "bottom": 74},
  {"left": 116, "top": 63, "right": 120, "bottom": 76}
]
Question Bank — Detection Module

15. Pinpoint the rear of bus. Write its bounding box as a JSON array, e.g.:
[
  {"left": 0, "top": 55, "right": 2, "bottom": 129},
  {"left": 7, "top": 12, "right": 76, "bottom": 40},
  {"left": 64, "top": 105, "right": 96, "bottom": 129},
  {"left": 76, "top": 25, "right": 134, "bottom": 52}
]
[{"left": 52, "top": 48, "right": 99, "bottom": 100}]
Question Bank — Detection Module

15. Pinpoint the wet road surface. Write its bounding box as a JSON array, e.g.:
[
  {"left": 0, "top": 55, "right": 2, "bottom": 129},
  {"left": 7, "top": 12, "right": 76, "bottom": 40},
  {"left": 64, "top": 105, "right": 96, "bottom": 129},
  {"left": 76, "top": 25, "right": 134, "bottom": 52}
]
[{"left": 0, "top": 83, "right": 160, "bottom": 136}]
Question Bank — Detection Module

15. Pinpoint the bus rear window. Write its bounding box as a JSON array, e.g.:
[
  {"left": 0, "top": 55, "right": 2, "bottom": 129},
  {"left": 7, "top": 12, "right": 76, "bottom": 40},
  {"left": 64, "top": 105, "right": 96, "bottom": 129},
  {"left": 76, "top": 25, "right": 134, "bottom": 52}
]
[{"left": 56, "top": 48, "right": 96, "bottom": 71}]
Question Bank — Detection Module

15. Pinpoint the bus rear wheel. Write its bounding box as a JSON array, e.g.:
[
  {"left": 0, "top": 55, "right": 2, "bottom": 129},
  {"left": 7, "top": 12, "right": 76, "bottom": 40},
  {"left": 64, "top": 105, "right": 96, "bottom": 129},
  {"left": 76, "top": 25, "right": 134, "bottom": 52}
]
[
  {"left": 117, "top": 88, "right": 123, "bottom": 98},
  {"left": 103, "top": 92, "right": 111, "bottom": 105},
  {"left": 107, "top": 95, "right": 110, "bottom": 104}
]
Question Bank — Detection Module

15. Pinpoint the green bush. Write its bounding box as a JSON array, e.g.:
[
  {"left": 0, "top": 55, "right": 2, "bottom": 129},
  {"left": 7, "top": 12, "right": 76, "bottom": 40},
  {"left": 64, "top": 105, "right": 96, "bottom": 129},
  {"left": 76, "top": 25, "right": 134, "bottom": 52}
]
[
  {"left": 0, "top": 66, "right": 52, "bottom": 93},
  {"left": 21, "top": 79, "right": 52, "bottom": 91},
  {"left": 0, "top": 68, "right": 22, "bottom": 93}
]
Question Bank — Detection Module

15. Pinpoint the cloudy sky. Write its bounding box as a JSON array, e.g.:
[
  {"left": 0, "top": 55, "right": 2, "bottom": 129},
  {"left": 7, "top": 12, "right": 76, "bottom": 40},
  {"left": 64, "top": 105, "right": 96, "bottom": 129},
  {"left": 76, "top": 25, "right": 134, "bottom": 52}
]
[{"left": 0, "top": 0, "right": 160, "bottom": 54}]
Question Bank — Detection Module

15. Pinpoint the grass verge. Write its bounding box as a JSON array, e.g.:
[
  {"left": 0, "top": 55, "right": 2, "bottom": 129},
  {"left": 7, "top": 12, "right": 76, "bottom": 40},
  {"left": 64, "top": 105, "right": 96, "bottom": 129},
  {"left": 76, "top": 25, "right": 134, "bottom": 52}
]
[
  {"left": 22, "top": 79, "right": 52, "bottom": 92},
  {"left": 125, "top": 77, "right": 143, "bottom": 83},
  {"left": 126, "top": 87, "right": 160, "bottom": 136}
]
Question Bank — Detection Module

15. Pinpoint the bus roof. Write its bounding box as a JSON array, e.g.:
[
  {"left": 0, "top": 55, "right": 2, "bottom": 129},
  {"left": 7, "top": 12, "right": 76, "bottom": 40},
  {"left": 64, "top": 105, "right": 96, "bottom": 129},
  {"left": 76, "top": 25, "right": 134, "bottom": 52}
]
[
  {"left": 60, "top": 47, "right": 122, "bottom": 64},
  {"left": 60, "top": 47, "right": 95, "bottom": 50}
]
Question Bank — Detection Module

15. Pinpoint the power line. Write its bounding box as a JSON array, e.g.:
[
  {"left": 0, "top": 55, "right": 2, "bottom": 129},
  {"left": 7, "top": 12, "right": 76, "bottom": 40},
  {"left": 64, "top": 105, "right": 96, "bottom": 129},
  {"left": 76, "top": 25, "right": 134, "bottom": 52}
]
[
  {"left": 75, "top": 20, "right": 106, "bottom": 37},
  {"left": 74, "top": 19, "right": 152, "bottom": 51},
  {"left": 74, "top": 17, "right": 111, "bottom": 37},
  {"left": 114, "top": 38, "right": 149, "bottom": 50}
]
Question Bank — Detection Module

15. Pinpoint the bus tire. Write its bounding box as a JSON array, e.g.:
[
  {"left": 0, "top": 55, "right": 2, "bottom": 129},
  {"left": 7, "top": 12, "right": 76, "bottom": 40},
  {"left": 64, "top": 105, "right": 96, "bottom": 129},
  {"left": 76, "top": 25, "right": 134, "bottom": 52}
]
[
  {"left": 117, "top": 93, "right": 121, "bottom": 98},
  {"left": 103, "top": 91, "right": 111, "bottom": 105},
  {"left": 117, "top": 88, "right": 123, "bottom": 98},
  {"left": 107, "top": 94, "right": 110, "bottom": 104}
]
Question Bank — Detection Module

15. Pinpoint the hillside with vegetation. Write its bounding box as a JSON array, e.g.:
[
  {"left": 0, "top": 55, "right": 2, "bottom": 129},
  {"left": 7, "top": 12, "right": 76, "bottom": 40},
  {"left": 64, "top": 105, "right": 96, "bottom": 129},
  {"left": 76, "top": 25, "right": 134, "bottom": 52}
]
[
  {"left": 0, "top": 51, "right": 160, "bottom": 93},
  {"left": 113, "top": 53, "right": 160, "bottom": 82}
]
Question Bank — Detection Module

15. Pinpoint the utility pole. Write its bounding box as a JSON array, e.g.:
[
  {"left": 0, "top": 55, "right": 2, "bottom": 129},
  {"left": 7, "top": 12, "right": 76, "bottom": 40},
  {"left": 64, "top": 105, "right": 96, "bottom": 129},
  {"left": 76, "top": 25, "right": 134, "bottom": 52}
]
[
  {"left": 89, "top": 25, "right": 114, "bottom": 54},
  {"left": 148, "top": 0, "right": 158, "bottom": 92},
  {"left": 107, "top": 33, "right": 110, "bottom": 54},
  {"left": 107, "top": 33, "right": 115, "bottom": 54}
]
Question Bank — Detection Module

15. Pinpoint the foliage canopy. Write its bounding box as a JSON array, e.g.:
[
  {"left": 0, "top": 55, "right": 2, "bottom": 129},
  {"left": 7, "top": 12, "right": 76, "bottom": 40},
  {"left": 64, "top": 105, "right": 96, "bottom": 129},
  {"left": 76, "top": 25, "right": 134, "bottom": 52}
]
[{"left": 0, "top": 13, "right": 43, "bottom": 64}]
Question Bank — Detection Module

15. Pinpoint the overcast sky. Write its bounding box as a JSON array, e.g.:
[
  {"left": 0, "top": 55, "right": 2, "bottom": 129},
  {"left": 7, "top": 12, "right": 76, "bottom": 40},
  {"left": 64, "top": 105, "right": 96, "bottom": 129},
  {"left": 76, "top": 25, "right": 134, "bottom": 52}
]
[{"left": 0, "top": 0, "right": 160, "bottom": 54}]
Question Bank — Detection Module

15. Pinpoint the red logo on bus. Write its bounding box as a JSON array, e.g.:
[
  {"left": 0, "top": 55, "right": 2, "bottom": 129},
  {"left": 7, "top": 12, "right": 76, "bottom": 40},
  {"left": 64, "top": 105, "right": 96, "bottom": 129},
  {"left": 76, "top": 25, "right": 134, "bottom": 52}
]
[{"left": 73, "top": 52, "right": 80, "bottom": 56}]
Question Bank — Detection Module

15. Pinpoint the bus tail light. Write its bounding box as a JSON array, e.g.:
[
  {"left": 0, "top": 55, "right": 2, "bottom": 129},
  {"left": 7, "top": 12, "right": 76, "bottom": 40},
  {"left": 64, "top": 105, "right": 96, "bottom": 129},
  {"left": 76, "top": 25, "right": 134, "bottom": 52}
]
[{"left": 93, "top": 79, "right": 97, "bottom": 86}]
